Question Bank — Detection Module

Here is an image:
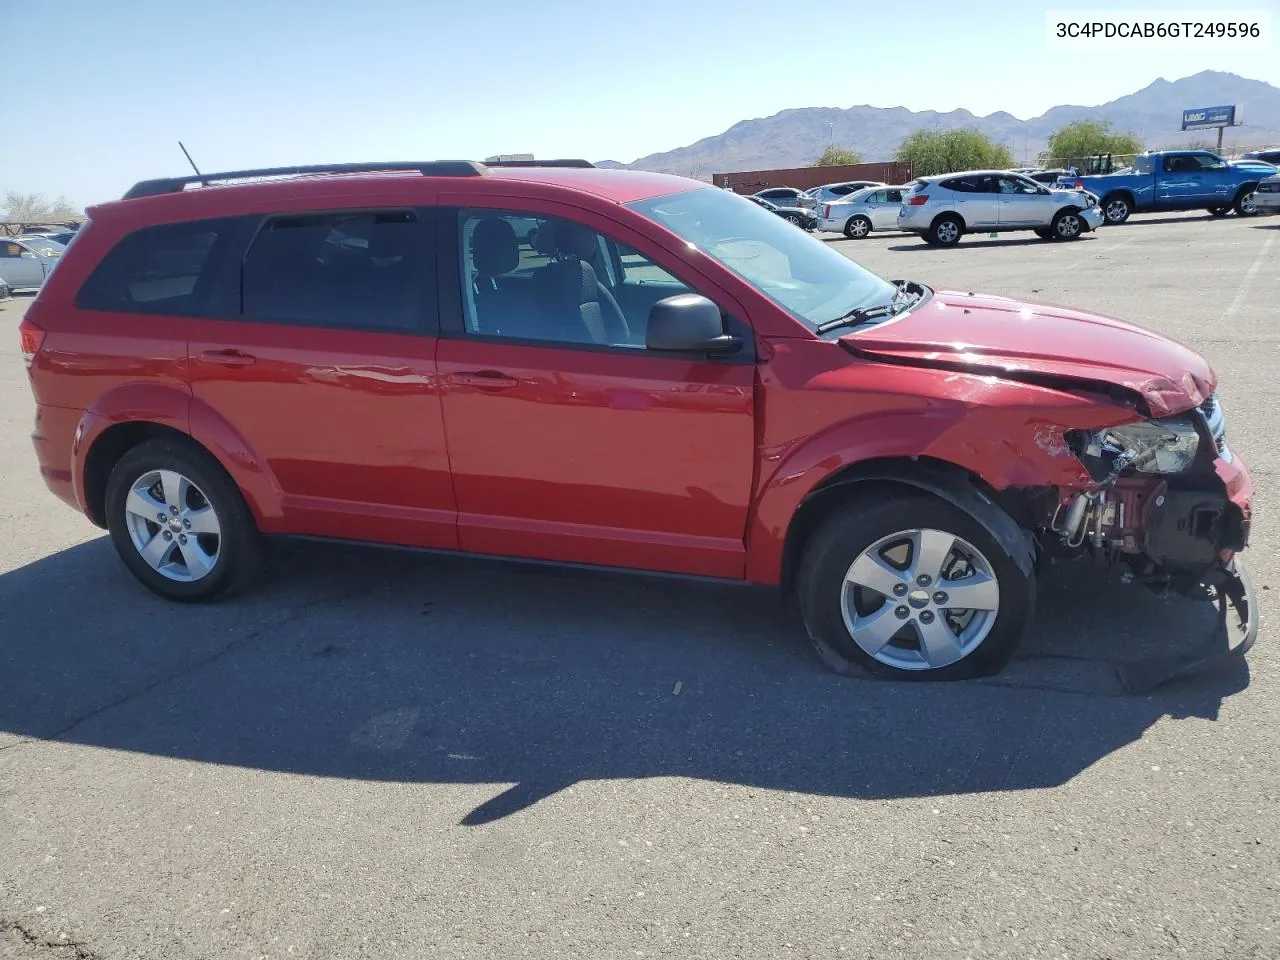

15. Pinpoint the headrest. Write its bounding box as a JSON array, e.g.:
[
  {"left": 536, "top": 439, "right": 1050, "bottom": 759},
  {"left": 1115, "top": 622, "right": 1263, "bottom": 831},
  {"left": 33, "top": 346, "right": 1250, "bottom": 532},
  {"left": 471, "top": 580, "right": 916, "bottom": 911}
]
[
  {"left": 533, "top": 219, "right": 558, "bottom": 258},
  {"left": 471, "top": 217, "right": 519, "bottom": 276},
  {"left": 555, "top": 220, "right": 598, "bottom": 259}
]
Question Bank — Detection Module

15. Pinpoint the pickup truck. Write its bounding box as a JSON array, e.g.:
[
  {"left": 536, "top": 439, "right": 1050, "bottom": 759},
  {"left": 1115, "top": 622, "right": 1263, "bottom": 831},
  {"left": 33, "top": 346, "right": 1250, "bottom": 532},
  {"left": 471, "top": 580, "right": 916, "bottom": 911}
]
[{"left": 1063, "top": 150, "right": 1278, "bottom": 224}]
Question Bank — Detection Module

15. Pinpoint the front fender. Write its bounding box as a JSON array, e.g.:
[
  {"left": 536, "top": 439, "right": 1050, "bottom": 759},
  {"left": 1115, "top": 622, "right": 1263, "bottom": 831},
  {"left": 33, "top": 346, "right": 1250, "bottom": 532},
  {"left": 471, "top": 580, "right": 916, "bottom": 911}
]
[{"left": 743, "top": 406, "right": 1101, "bottom": 584}]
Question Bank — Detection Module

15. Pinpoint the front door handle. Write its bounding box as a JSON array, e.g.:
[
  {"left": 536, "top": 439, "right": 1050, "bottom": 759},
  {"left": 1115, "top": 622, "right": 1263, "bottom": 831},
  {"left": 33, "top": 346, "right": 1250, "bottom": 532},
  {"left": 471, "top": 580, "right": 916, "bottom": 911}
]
[
  {"left": 452, "top": 370, "right": 519, "bottom": 390},
  {"left": 199, "top": 349, "right": 256, "bottom": 367}
]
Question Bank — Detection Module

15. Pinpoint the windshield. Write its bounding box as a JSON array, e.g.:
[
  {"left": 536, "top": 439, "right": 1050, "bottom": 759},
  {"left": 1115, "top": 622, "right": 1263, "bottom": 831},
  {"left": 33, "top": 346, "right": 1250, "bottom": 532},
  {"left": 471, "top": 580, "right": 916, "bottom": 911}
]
[{"left": 627, "top": 187, "right": 897, "bottom": 332}]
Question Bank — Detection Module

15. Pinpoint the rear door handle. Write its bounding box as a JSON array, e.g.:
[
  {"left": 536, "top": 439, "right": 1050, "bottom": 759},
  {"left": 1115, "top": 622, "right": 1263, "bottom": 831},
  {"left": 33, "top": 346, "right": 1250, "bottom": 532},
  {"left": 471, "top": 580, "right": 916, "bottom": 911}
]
[
  {"left": 199, "top": 348, "right": 257, "bottom": 367},
  {"left": 451, "top": 370, "right": 519, "bottom": 390}
]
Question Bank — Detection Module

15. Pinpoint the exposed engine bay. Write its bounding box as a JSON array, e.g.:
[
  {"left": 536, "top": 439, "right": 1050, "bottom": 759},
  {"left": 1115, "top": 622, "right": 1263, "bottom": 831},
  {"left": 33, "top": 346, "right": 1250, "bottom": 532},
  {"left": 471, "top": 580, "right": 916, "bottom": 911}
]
[{"left": 1042, "top": 392, "right": 1249, "bottom": 591}]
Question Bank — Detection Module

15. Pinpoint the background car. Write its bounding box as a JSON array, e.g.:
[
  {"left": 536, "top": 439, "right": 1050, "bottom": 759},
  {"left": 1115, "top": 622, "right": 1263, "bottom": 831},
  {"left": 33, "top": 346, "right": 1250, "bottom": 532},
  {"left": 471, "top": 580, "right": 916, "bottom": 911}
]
[
  {"left": 17, "top": 235, "right": 66, "bottom": 257},
  {"left": 0, "top": 237, "right": 60, "bottom": 290},
  {"left": 1009, "top": 167, "right": 1074, "bottom": 185},
  {"left": 1253, "top": 171, "right": 1280, "bottom": 214},
  {"left": 0, "top": 276, "right": 10, "bottom": 302},
  {"left": 1243, "top": 148, "right": 1280, "bottom": 165},
  {"left": 817, "top": 185, "right": 909, "bottom": 238},
  {"left": 747, "top": 194, "right": 819, "bottom": 229},
  {"left": 897, "top": 171, "right": 1103, "bottom": 245},
  {"left": 753, "top": 187, "right": 817, "bottom": 210},
  {"left": 804, "top": 180, "right": 887, "bottom": 207}
]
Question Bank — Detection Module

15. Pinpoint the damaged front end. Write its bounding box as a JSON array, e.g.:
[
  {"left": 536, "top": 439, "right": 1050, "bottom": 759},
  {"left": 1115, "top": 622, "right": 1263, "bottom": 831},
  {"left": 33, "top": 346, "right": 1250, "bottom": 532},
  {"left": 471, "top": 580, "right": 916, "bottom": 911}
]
[{"left": 1038, "top": 392, "right": 1257, "bottom": 687}]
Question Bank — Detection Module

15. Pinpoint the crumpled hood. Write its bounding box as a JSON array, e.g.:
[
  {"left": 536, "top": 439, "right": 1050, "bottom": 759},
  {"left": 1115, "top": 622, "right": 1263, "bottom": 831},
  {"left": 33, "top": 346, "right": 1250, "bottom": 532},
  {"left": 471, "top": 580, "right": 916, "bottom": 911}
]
[{"left": 841, "top": 290, "right": 1214, "bottom": 417}]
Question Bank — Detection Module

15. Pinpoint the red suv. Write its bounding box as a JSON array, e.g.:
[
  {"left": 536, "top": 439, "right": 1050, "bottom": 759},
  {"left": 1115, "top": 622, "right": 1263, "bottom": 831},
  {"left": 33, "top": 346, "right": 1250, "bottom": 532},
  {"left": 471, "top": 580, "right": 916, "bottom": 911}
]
[{"left": 20, "top": 160, "right": 1257, "bottom": 681}]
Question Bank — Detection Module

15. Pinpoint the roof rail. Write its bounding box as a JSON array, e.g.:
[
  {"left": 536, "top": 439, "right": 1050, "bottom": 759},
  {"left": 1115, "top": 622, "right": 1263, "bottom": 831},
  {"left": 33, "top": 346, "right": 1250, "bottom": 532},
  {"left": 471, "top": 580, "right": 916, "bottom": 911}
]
[
  {"left": 121, "top": 161, "right": 487, "bottom": 200},
  {"left": 122, "top": 158, "right": 599, "bottom": 200},
  {"left": 483, "top": 158, "right": 596, "bottom": 168}
]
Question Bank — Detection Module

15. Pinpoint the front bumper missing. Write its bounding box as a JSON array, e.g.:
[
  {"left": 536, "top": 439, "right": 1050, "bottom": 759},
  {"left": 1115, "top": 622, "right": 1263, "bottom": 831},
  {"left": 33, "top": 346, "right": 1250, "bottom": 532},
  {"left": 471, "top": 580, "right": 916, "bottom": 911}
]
[{"left": 1114, "top": 558, "right": 1258, "bottom": 693}]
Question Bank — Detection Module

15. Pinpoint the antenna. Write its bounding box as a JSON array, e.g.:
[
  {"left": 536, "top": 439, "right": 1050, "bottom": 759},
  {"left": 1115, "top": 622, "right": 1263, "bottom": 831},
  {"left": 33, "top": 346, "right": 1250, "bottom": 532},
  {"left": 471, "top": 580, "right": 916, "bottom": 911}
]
[{"left": 178, "top": 141, "right": 204, "bottom": 179}]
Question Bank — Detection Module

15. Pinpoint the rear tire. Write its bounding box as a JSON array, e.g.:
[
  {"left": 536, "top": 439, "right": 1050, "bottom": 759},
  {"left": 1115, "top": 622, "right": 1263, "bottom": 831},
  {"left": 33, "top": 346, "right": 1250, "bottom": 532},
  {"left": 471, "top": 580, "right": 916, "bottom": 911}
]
[
  {"left": 844, "top": 215, "right": 872, "bottom": 239},
  {"left": 1234, "top": 188, "right": 1259, "bottom": 217},
  {"left": 797, "top": 494, "right": 1034, "bottom": 681},
  {"left": 104, "top": 439, "right": 263, "bottom": 602},
  {"left": 1101, "top": 194, "right": 1131, "bottom": 225},
  {"left": 1208, "top": 206, "right": 1230, "bottom": 217},
  {"left": 928, "top": 215, "right": 963, "bottom": 247}
]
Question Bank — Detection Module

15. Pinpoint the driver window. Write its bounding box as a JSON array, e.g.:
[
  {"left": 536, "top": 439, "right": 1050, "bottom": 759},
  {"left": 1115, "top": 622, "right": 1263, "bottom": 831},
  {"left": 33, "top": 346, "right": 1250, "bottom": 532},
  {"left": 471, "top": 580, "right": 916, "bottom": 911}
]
[
  {"left": 1, "top": 242, "right": 22, "bottom": 258},
  {"left": 458, "top": 209, "right": 695, "bottom": 349}
]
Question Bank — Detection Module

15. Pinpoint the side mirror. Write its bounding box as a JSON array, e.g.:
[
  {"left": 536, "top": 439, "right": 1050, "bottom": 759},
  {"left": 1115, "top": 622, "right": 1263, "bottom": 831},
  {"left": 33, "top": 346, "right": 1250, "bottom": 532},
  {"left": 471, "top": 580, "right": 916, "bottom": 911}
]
[{"left": 646, "top": 293, "right": 741, "bottom": 355}]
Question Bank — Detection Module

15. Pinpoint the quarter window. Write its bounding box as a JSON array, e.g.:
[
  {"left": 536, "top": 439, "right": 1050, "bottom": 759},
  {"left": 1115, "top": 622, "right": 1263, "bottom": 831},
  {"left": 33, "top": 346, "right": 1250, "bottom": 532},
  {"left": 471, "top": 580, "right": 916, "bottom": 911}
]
[
  {"left": 242, "top": 210, "right": 421, "bottom": 330},
  {"left": 75, "top": 218, "right": 236, "bottom": 315}
]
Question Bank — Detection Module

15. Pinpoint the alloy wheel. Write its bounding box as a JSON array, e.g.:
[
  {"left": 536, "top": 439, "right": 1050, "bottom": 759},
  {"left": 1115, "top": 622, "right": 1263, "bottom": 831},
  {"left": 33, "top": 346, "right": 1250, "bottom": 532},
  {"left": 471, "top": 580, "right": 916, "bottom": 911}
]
[
  {"left": 840, "top": 528, "right": 1000, "bottom": 671},
  {"left": 123, "top": 468, "right": 222, "bottom": 582},
  {"left": 1056, "top": 214, "right": 1081, "bottom": 238}
]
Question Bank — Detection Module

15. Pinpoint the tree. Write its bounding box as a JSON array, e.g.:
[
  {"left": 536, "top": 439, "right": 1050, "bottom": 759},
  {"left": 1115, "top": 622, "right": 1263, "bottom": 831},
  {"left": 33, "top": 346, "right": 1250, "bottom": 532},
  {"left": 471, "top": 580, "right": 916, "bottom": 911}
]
[
  {"left": 893, "top": 128, "right": 1014, "bottom": 177},
  {"left": 1046, "top": 121, "right": 1144, "bottom": 164},
  {"left": 812, "top": 145, "right": 862, "bottom": 166},
  {"left": 2, "top": 191, "right": 79, "bottom": 222}
]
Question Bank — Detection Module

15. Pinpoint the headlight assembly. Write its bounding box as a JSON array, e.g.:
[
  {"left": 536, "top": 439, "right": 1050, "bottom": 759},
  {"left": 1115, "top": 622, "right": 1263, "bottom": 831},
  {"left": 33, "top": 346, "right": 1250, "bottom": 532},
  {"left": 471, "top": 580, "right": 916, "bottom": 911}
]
[{"left": 1083, "top": 419, "right": 1201, "bottom": 476}]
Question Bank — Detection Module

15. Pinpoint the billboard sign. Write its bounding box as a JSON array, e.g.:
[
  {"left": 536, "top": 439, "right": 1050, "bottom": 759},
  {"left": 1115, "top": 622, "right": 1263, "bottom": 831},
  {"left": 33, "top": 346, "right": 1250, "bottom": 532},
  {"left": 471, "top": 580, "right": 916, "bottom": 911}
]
[{"left": 1182, "top": 105, "right": 1236, "bottom": 130}]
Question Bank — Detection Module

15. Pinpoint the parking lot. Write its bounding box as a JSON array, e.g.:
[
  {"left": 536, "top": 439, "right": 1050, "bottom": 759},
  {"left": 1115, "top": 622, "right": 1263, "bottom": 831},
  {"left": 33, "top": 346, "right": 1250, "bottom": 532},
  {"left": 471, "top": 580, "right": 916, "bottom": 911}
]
[{"left": 1, "top": 211, "right": 1277, "bottom": 959}]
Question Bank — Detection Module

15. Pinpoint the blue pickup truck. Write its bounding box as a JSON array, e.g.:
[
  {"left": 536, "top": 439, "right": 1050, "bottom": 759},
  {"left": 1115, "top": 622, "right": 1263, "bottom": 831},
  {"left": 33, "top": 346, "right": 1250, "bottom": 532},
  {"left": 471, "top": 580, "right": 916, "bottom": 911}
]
[{"left": 1063, "top": 150, "right": 1278, "bottom": 224}]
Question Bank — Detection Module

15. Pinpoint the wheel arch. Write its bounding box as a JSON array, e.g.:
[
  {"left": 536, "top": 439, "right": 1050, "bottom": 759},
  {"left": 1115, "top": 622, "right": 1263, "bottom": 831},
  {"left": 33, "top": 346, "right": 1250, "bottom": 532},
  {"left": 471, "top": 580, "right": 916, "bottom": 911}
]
[
  {"left": 75, "top": 387, "right": 284, "bottom": 531},
  {"left": 930, "top": 210, "right": 966, "bottom": 230},
  {"left": 1100, "top": 188, "right": 1135, "bottom": 204},
  {"left": 776, "top": 456, "right": 1037, "bottom": 596}
]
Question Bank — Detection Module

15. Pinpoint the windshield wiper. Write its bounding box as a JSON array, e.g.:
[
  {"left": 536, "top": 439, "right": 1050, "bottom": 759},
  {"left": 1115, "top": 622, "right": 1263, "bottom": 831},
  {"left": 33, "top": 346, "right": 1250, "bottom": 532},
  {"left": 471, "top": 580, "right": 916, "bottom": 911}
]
[
  {"left": 816, "top": 303, "right": 896, "bottom": 333},
  {"left": 816, "top": 279, "right": 928, "bottom": 334}
]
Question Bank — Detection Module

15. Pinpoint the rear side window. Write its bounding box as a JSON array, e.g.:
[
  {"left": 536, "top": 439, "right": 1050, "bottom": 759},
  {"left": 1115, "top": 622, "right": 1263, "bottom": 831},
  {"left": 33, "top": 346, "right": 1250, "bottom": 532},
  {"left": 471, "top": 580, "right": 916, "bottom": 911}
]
[
  {"left": 76, "top": 218, "right": 235, "bottom": 315},
  {"left": 242, "top": 209, "right": 421, "bottom": 331}
]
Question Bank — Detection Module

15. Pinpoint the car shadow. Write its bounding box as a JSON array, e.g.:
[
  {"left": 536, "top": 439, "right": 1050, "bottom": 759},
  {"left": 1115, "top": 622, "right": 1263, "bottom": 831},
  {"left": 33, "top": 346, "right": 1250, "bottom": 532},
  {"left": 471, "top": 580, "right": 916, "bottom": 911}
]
[
  {"left": 886, "top": 235, "right": 1082, "bottom": 252},
  {"left": 0, "top": 537, "right": 1248, "bottom": 825}
]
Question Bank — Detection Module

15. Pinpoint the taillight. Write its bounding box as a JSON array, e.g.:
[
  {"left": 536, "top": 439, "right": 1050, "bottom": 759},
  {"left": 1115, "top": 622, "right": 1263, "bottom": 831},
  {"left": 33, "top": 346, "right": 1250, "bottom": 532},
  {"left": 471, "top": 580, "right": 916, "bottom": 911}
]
[
  {"left": 908, "top": 195, "right": 929, "bottom": 205},
  {"left": 1074, "top": 180, "right": 1085, "bottom": 189},
  {"left": 823, "top": 204, "right": 832, "bottom": 218},
  {"left": 19, "top": 317, "right": 46, "bottom": 368}
]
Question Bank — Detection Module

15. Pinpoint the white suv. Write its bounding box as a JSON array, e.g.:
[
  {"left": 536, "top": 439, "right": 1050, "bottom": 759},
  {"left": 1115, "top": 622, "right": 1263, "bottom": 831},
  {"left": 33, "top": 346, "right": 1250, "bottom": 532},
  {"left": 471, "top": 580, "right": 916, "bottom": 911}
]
[{"left": 896, "top": 171, "right": 1103, "bottom": 246}]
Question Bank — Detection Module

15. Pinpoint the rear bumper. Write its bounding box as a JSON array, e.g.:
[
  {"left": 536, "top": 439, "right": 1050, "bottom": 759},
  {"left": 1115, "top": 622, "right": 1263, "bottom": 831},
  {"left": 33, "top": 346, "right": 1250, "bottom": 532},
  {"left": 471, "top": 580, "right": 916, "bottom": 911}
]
[{"left": 31, "top": 403, "right": 84, "bottom": 514}]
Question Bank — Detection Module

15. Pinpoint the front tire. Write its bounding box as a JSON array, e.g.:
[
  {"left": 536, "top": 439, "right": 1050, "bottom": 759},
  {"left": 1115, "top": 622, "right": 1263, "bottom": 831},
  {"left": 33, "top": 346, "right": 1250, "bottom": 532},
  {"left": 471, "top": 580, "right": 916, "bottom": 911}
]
[
  {"left": 105, "top": 439, "right": 263, "bottom": 602},
  {"left": 844, "top": 215, "right": 872, "bottom": 239},
  {"left": 797, "top": 494, "right": 1034, "bottom": 680},
  {"left": 1052, "top": 209, "right": 1084, "bottom": 240},
  {"left": 928, "top": 215, "right": 963, "bottom": 247}
]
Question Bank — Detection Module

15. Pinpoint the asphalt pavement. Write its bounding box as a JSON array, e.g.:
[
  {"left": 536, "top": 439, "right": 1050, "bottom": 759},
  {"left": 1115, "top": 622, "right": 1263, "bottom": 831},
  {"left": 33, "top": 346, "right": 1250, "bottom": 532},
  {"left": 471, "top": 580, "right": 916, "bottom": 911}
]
[{"left": 1, "top": 211, "right": 1278, "bottom": 959}]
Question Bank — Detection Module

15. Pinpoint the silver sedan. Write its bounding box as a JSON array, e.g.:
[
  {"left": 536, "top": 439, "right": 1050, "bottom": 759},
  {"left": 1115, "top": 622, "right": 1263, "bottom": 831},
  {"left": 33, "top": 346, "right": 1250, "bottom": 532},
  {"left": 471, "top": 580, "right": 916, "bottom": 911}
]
[
  {"left": 816, "top": 186, "right": 909, "bottom": 239},
  {"left": 0, "top": 236, "right": 61, "bottom": 291}
]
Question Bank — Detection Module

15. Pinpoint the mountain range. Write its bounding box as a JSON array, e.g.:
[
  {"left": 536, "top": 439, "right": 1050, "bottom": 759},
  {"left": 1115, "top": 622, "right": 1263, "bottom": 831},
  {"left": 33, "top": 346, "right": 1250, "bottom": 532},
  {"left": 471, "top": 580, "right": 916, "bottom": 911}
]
[{"left": 600, "top": 71, "right": 1280, "bottom": 177}]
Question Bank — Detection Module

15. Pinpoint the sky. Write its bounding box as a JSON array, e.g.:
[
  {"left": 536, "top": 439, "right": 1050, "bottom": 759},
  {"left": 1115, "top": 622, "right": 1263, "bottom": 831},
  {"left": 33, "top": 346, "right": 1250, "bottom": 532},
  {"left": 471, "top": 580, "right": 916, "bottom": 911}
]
[{"left": 2, "top": 0, "right": 1278, "bottom": 210}]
